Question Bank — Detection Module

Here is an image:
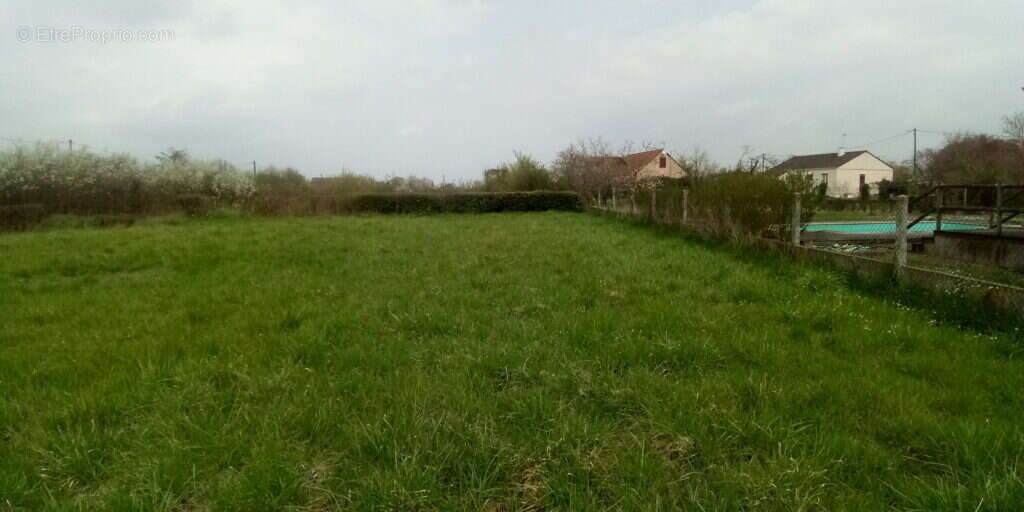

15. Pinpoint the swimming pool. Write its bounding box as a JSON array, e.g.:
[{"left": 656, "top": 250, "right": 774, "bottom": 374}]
[{"left": 803, "top": 221, "right": 983, "bottom": 234}]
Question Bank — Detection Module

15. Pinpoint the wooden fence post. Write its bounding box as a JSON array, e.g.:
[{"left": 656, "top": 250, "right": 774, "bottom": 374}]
[
  {"left": 894, "top": 195, "right": 908, "bottom": 278},
  {"left": 630, "top": 189, "right": 636, "bottom": 216},
  {"left": 791, "top": 193, "right": 802, "bottom": 246},
  {"left": 681, "top": 188, "right": 689, "bottom": 225},
  {"left": 650, "top": 189, "right": 657, "bottom": 221},
  {"left": 935, "top": 187, "right": 943, "bottom": 232}
]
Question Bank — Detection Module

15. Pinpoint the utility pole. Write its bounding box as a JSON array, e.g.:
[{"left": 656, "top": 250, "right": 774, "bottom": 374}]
[
  {"left": 68, "top": 139, "right": 72, "bottom": 152},
  {"left": 760, "top": 153, "right": 766, "bottom": 173},
  {"left": 252, "top": 160, "right": 256, "bottom": 178}
]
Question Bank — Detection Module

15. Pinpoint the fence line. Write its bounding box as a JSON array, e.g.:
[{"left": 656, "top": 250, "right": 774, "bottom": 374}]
[{"left": 591, "top": 186, "right": 1024, "bottom": 319}]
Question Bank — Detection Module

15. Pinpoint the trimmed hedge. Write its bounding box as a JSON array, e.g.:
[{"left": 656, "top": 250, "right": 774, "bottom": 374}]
[
  {"left": 0, "top": 204, "right": 47, "bottom": 231},
  {"left": 343, "top": 191, "right": 582, "bottom": 214}
]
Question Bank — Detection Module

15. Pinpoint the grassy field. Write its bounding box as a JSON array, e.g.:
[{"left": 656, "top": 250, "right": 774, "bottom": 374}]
[{"left": 1, "top": 212, "right": 1023, "bottom": 510}]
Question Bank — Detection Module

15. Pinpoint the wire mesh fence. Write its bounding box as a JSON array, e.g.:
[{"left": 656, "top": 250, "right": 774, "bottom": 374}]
[
  {"left": 591, "top": 181, "right": 1024, "bottom": 289},
  {"left": 801, "top": 185, "right": 1024, "bottom": 287}
]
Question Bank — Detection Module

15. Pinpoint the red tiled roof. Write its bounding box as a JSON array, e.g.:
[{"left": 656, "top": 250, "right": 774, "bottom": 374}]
[
  {"left": 622, "top": 149, "right": 664, "bottom": 171},
  {"left": 590, "top": 149, "right": 664, "bottom": 176}
]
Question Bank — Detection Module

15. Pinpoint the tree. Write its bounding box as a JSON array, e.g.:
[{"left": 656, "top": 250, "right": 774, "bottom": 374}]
[
  {"left": 482, "top": 152, "right": 555, "bottom": 192},
  {"left": 255, "top": 166, "right": 307, "bottom": 195},
  {"left": 551, "top": 138, "right": 616, "bottom": 201},
  {"left": 878, "top": 179, "right": 909, "bottom": 200},
  {"left": 1003, "top": 112, "right": 1024, "bottom": 148},
  {"left": 677, "top": 147, "right": 720, "bottom": 178},
  {"left": 733, "top": 145, "right": 760, "bottom": 173},
  {"left": 815, "top": 181, "right": 828, "bottom": 199},
  {"left": 388, "top": 175, "right": 434, "bottom": 193},
  {"left": 482, "top": 167, "right": 509, "bottom": 192},
  {"left": 505, "top": 152, "right": 554, "bottom": 191},
  {"left": 156, "top": 147, "right": 189, "bottom": 165},
  {"left": 925, "top": 133, "right": 1024, "bottom": 184}
]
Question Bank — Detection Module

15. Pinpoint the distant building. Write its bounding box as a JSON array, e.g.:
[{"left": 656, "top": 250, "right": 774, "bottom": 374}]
[
  {"left": 590, "top": 149, "right": 686, "bottom": 185},
  {"left": 770, "top": 150, "right": 893, "bottom": 198}
]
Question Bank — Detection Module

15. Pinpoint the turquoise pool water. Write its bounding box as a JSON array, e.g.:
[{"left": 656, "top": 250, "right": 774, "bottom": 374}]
[{"left": 804, "top": 221, "right": 983, "bottom": 234}]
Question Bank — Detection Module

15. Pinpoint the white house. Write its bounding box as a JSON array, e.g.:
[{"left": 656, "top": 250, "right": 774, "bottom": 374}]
[{"left": 770, "top": 150, "right": 893, "bottom": 198}]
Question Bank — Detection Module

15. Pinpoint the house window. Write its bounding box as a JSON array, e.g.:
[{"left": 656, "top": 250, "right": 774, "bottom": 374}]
[{"left": 659, "top": 156, "right": 667, "bottom": 168}]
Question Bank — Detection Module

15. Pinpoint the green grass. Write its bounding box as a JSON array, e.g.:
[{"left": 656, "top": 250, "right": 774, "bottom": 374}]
[
  {"left": 907, "top": 252, "right": 1024, "bottom": 289},
  {"left": 1, "top": 212, "right": 1023, "bottom": 510}
]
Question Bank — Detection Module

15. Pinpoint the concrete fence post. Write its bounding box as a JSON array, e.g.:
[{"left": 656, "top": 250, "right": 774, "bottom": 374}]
[
  {"left": 630, "top": 189, "right": 636, "bottom": 216},
  {"left": 681, "top": 188, "right": 689, "bottom": 225},
  {"left": 996, "top": 184, "right": 1004, "bottom": 236},
  {"left": 894, "top": 194, "right": 908, "bottom": 278},
  {"left": 597, "top": 189, "right": 603, "bottom": 209},
  {"left": 650, "top": 189, "right": 657, "bottom": 221},
  {"left": 935, "top": 187, "right": 943, "bottom": 232},
  {"left": 791, "top": 193, "right": 802, "bottom": 246},
  {"left": 611, "top": 187, "right": 617, "bottom": 211}
]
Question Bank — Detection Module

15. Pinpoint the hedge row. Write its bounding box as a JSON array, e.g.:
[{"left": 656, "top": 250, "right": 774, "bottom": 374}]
[
  {"left": 326, "top": 191, "right": 583, "bottom": 214},
  {"left": 0, "top": 204, "right": 47, "bottom": 231},
  {"left": 818, "top": 198, "right": 893, "bottom": 212},
  {"left": 1, "top": 191, "right": 582, "bottom": 232}
]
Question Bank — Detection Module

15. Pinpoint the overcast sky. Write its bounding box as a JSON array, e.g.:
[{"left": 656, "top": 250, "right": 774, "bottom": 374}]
[{"left": 2, "top": 0, "right": 1022, "bottom": 180}]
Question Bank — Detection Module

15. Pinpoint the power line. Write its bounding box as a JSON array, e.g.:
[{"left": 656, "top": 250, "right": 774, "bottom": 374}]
[
  {"left": 917, "top": 128, "right": 1012, "bottom": 139},
  {"left": 845, "top": 130, "right": 911, "bottom": 149},
  {"left": 917, "top": 129, "right": 959, "bottom": 137}
]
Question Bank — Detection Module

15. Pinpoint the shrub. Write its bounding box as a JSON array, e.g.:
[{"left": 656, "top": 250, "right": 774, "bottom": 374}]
[
  {"left": 343, "top": 191, "right": 581, "bottom": 214},
  {"left": 253, "top": 168, "right": 312, "bottom": 215},
  {"left": 346, "top": 194, "right": 443, "bottom": 214},
  {"left": 38, "top": 214, "right": 136, "bottom": 230},
  {"left": 178, "top": 194, "right": 212, "bottom": 216},
  {"left": 819, "top": 198, "right": 890, "bottom": 212},
  {"left": 254, "top": 195, "right": 314, "bottom": 215},
  {"left": 482, "top": 153, "right": 557, "bottom": 192},
  {"left": 815, "top": 181, "right": 828, "bottom": 199},
  {"left": 684, "top": 172, "right": 810, "bottom": 240},
  {"left": 878, "top": 179, "right": 909, "bottom": 200},
  {"left": 0, "top": 143, "right": 253, "bottom": 216},
  {"left": 0, "top": 203, "right": 47, "bottom": 231}
]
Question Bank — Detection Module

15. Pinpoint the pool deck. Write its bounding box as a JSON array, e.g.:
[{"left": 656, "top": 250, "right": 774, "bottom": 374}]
[
  {"left": 800, "top": 224, "right": 1024, "bottom": 242},
  {"left": 801, "top": 229, "right": 922, "bottom": 242}
]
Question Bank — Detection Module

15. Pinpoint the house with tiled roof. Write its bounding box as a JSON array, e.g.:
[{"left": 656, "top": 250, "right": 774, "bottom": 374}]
[
  {"left": 590, "top": 149, "right": 686, "bottom": 185},
  {"left": 769, "top": 150, "right": 893, "bottom": 198}
]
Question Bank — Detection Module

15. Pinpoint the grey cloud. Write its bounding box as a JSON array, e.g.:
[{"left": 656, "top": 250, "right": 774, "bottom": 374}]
[{"left": 2, "top": 0, "right": 1022, "bottom": 180}]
